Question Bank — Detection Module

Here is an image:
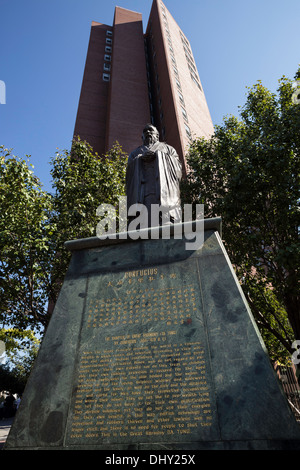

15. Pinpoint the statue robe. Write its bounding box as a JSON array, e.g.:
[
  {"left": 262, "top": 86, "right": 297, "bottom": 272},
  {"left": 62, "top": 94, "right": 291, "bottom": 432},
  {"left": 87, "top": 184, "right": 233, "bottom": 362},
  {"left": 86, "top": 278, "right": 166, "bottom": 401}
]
[{"left": 126, "top": 141, "right": 182, "bottom": 223}]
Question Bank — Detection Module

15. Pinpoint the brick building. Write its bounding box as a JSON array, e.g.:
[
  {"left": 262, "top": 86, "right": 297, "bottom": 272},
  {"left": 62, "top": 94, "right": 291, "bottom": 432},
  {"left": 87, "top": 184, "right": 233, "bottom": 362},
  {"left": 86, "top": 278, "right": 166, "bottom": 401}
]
[{"left": 73, "top": 0, "right": 214, "bottom": 172}]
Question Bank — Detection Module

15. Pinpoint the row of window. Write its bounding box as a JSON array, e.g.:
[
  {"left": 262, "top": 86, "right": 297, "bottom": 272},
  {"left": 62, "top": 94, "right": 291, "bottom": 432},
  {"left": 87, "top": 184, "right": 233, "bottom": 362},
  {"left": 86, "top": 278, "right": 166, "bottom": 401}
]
[
  {"left": 102, "top": 30, "right": 113, "bottom": 82},
  {"left": 146, "top": 3, "right": 192, "bottom": 141},
  {"left": 159, "top": 4, "right": 168, "bottom": 139},
  {"left": 179, "top": 30, "right": 190, "bottom": 49},
  {"left": 144, "top": 36, "right": 156, "bottom": 127},
  {"left": 183, "top": 46, "right": 196, "bottom": 73},
  {"left": 146, "top": 26, "right": 167, "bottom": 139},
  {"left": 161, "top": 7, "right": 192, "bottom": 140},
  {"left": 180, "top": 30, "right": 202, "bottom": 91}
]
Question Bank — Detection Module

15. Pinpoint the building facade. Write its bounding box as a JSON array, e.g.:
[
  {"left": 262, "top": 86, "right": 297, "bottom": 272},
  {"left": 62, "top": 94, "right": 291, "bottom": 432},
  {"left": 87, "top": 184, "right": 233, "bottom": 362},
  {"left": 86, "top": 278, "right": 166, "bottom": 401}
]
[{"left": 73, "top": 0, "right": 214, "bottom": 172}]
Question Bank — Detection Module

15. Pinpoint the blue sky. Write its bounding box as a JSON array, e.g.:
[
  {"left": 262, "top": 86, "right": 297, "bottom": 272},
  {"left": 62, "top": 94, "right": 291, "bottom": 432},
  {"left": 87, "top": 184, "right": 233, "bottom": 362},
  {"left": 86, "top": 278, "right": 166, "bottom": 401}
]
[{"left": 1, "top": 0, "right": 299, "bottom": 192}]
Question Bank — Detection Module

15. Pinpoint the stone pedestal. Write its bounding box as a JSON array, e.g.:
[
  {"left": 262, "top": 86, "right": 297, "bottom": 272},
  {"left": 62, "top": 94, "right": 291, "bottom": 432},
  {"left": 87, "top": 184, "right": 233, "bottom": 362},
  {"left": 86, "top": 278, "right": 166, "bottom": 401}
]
[{"left": 4, "top": 219, "right": 300, "bottom": 450}]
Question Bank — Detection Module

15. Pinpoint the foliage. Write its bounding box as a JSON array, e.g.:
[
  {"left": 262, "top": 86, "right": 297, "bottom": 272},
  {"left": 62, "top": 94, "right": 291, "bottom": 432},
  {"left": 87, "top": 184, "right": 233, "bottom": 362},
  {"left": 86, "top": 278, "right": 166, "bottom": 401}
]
[
  {"left": 0, "top": 147, "right": 53, "bottom": 331},
  {"left": 0, "top": 140, "right": 127, "bottom": 370},
  {"left": 48, "top": 138, "right": 127, "bottom": 306},
  {"left": 0, "top": 328, "right": 40, "bottom": 393},
  {"left": 0, "top": 328, "right": 40, "bottom": 362},
  {"left": 182, "top": 70, "right": 300, "bottom": 362}
]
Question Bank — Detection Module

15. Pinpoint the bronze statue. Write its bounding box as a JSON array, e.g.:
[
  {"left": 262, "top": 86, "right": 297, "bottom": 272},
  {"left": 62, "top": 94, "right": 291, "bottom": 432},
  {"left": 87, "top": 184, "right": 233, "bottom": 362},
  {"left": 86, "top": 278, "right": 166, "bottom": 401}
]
[{"left": 126, "top": 124, "right": 182, "bottom": 226}]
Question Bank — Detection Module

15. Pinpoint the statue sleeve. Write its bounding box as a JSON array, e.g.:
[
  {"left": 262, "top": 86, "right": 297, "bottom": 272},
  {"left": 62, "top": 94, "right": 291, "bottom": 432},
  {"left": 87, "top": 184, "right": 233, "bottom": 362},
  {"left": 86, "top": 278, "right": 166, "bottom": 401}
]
[{"left": 157, "top": 144, "right": 182, "bottom": 211}]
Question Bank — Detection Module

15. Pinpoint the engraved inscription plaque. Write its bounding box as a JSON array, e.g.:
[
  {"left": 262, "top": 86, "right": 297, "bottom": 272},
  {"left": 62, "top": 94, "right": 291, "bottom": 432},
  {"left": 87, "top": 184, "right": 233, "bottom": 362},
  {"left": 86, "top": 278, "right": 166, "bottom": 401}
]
[{"left": 65, "top": 258, "right": 219, "bottom": 445}]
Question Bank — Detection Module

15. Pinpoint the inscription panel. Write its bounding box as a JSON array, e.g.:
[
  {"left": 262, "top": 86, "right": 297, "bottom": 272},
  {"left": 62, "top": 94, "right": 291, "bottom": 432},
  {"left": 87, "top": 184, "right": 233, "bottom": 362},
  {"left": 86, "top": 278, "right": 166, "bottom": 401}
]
[{"left": 66, "top": 259, "right": 219, "bottom": 445}]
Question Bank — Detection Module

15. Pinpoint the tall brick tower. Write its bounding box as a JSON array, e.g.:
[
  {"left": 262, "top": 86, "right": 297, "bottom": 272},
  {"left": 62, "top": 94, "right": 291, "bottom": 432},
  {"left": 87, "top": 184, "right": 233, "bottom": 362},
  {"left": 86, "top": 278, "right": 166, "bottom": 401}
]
[
  {"left": 145, "top": 1, "right": 214, "bottom": 174},
  {"left": 73, "top": 0, "right": 214, "bottom": 171}
]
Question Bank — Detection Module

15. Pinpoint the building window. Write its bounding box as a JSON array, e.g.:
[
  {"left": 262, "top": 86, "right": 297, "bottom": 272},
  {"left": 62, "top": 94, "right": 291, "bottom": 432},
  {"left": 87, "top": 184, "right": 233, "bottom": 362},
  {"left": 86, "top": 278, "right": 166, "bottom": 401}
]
[
  {"left": 188, "top": 63, "right": 197, "bottom": 75},
  {"left": 183, "top": 43, "right": 192, "bottom": 56},
  {"left": 106, "top": 30, "right": 113, "bottom": 37},
  {"left": 175, "top": 78, "right": 182, "bottom": 90},
  {"left": 104, "top": 63, "right": 111, "bottom": 71},
  {"left": 181, "top": 106, "right": 188, "bottom": 121},
  {"left": 180, "top": 30, "right": 190, "bottom": 48},
  {"left": 186, "top": 55, "right": 196, "bottom": 71},
  {"left": 105, "top": 46, "right": 112, "bottom": 53},
  {"left": 106, "top": 37, "right": 112, "bottom": 44},
  {"left": 103, "top": 73, "right": 110, "bottom": 82},
  {"left": 178, "top": 91, "right": 185, "bottom": 105},
  {"left": 185, "top": 123, "right": 192, "bottom": 139},
  {"left": 191, "top": 74, "right": 202, "bottom": 90},
  {"left": 189, "top": 66, "right": 196, "bottom": 78},
  {"left": 104, "top": 54, "right": 111, "bottom": 61}
]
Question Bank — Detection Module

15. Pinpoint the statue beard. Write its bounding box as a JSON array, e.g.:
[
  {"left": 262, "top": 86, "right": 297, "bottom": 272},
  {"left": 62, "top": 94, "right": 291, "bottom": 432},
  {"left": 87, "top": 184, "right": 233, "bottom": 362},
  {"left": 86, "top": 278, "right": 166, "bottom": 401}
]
[{"left": 143, "top": 135, "right": 158, "bottom": 147}]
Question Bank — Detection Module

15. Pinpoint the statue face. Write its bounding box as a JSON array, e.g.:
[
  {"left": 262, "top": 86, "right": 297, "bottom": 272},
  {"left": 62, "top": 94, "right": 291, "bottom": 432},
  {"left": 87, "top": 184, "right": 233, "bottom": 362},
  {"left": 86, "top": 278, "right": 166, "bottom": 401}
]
[{"left": 142, "top": 125, "right": 159, "bottom": 146}]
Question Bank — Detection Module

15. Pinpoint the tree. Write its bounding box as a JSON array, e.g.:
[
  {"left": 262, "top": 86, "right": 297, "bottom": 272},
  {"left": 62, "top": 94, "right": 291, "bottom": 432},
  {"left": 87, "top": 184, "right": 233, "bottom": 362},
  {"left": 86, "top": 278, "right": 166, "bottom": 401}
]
[
  {"left": 0, "top": 140, "right": 127, "bottom": 363},
  {"left": 0, "top": 147, "right": 53, "bottom": 332},
  {"left": 182, "top": 70, "right": 300, "bottom": 362},
  {"left": 0, "top": 147, "right": 51, "bottom": 373},
  {"left": 0, "top": 328, "right": 40, "bottom": 394},
  {"left": 48, "top": 138, "right": 127, "bottom": 308}
]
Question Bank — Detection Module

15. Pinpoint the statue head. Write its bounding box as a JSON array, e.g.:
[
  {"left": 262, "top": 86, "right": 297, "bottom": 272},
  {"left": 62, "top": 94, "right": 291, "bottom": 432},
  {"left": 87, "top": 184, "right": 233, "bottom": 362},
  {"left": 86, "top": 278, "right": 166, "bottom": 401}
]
[{"left": 142, "top": 124, "right": 160, "bottom": 146}]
